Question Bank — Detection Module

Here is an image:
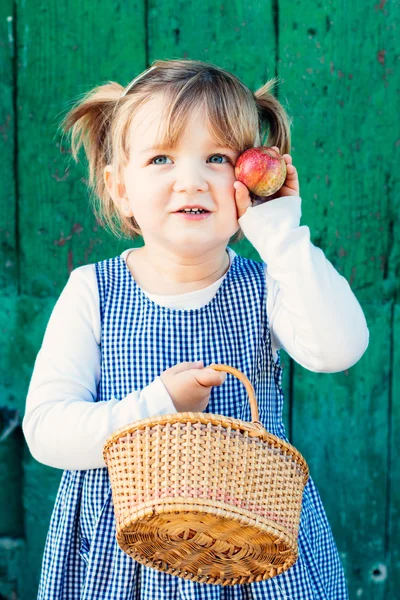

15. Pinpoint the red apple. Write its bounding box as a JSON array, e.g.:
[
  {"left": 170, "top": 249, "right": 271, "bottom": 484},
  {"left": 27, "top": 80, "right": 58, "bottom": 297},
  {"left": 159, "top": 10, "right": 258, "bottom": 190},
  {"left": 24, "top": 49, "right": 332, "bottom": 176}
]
[{"left": 234, "top": 147, "right": 287, "bottom": 197}]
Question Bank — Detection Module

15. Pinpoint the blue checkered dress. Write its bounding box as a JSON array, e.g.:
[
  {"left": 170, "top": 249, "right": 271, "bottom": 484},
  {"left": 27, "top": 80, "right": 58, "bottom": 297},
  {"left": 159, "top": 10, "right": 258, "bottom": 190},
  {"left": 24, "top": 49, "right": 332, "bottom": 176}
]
[{"left": 37, "top": 251, "right": 348, "bottom": 599}]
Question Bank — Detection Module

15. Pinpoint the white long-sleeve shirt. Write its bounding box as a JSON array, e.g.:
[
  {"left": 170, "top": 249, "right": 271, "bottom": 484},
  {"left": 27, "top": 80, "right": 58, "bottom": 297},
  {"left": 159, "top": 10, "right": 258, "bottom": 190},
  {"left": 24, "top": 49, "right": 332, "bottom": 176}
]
[{"left": 22, "top": 196, "right": 369, "bottom": 470}]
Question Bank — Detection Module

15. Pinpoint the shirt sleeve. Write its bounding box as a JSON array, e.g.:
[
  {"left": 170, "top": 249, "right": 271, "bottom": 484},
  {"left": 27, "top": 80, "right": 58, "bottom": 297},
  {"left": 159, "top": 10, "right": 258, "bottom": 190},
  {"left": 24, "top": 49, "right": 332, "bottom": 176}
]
[
  {"left": 22, "top": 265, "right": 176, "bottom": 471},
  {"left": 238, "top": 196, "right": 369, "bottom": 373}
]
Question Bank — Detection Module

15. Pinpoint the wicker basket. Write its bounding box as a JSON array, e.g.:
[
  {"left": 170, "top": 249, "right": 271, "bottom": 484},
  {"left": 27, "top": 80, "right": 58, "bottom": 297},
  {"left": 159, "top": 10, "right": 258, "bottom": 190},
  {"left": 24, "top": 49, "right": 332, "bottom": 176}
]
[{"left": 103, "top": 364, "right": 309, "bottom": 586}]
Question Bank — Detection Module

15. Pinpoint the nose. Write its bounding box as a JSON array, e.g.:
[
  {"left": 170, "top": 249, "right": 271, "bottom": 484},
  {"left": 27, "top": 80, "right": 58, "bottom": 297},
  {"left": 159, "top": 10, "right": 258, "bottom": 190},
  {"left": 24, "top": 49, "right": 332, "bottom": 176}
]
[{"left": 172, "top": 162, "right": 209, "bottom": 195}]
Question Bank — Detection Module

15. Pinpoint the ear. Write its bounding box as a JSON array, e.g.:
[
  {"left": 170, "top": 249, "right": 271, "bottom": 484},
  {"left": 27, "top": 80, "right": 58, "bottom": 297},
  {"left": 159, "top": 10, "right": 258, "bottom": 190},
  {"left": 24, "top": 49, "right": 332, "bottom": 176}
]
[{"left": 104, "top": 165, "right": 133, "bottom": 217}]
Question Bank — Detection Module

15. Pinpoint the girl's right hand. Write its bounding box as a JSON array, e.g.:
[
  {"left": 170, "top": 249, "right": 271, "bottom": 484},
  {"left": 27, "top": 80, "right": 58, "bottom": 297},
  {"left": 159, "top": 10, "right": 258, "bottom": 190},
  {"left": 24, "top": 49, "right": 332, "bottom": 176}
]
[{"left": 160, "top": 361, "right": 227, "bottom": 412}]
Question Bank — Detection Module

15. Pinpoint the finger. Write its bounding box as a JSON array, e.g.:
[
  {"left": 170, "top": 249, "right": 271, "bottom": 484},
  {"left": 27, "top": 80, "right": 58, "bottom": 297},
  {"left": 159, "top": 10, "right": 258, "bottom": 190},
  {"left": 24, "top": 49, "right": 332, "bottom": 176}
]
[
  {"left": 168, "top": 361, "right": 203, "bottom": 374},
  {"left": 285, "top": 164, "right": 298, "bottom": 179},
  {"left": 193, "top": 368, "right": 227, "bottom": 388},
  {"left": 233, "top": 180, "right": 252, "bottom": 219},
  {"left": 282, "top": 154, "right": 293, "bottom": 165}
]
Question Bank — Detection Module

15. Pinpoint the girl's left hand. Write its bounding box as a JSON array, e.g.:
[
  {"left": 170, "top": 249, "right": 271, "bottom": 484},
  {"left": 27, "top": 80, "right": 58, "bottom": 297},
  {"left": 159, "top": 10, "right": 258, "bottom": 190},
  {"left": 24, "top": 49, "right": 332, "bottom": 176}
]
[{"left": 234, "top": 146, "right": 300, "bottom": 219}]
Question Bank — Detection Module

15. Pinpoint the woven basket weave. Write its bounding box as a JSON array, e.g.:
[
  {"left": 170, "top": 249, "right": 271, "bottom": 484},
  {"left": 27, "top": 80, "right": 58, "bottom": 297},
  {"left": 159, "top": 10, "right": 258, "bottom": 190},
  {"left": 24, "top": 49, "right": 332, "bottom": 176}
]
[{"left": 103, "top": 364, "right": 309, "bottom": 586}]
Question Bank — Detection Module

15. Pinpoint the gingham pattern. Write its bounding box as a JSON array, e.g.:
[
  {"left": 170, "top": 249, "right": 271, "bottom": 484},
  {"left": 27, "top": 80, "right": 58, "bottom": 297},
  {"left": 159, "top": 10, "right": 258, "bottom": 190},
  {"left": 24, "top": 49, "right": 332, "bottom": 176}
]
[{"left": 37, "top": 249, "right": 348, "bottom": 599}]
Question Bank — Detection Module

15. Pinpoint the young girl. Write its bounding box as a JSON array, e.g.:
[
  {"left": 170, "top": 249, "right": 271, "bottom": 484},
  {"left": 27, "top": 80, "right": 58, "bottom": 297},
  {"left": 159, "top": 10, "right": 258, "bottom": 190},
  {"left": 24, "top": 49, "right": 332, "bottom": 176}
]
[{"left": 23, "top": 59, "right": 369, "bottom": 599}]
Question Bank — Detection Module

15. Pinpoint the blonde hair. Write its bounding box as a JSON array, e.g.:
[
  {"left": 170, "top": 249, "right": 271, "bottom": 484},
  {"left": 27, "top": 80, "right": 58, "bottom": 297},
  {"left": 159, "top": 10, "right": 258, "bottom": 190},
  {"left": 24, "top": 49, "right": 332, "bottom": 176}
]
[{"left": 59, "top": 59, "right": 292, "bottom": 243}]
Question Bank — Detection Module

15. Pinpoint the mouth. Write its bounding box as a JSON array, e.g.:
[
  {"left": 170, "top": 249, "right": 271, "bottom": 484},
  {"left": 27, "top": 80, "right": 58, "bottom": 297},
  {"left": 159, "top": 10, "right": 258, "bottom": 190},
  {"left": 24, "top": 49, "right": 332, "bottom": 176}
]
[
  {"left": 175, "top": 210, "right": 211, "bottom": 221},
  {"left": 174, "top": 207, "right": 211, "bottom": 220},
  {"left": 175, "top": 207, "right": 210, "bottom": 214}
]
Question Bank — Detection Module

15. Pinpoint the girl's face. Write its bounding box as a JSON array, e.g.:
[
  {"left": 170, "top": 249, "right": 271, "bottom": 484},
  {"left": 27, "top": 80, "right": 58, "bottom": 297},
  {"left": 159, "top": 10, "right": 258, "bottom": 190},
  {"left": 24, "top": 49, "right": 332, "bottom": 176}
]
[{"left": 118, "top": 94, "right": 241, "bottom": 256}]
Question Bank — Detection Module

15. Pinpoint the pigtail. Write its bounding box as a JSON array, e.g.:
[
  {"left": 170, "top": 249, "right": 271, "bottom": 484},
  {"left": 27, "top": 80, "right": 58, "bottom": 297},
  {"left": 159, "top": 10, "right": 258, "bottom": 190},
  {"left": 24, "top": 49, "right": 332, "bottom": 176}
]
[
  {"left": 58, "top": 82, "right": 129, "bottom": 237},
  {"left": 59, "top": 82, "right": 123, "bottom": 188},
  {"left": 253, "top": 78, "right": 292, "bottom": 155}
]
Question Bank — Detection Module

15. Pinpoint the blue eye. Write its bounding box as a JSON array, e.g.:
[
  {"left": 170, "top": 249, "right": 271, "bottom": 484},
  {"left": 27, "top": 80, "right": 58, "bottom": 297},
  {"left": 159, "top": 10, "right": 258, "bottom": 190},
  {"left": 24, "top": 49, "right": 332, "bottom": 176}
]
[
  {"left": 151, "top": 155, "right": 172, "bottom": 165},
  {"left": 208, "top": 154, "right": 230, "bottom": 164}
]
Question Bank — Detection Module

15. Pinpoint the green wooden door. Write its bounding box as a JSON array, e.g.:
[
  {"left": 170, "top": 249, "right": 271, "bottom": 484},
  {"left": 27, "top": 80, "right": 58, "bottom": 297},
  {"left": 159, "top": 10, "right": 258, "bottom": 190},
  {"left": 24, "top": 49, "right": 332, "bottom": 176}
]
[{"left": 0, "top": 1, "right": 398, "bottom": 597}]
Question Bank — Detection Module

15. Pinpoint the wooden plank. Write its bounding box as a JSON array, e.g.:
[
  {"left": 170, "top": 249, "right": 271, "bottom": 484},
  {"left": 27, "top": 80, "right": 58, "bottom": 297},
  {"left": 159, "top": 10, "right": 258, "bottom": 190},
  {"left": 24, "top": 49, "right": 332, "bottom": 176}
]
[
  {"left": 20, "top": 454, "right": 61, "bottom": 600},
  {"left": 0, "top": 295, "right": 56, "bottom": 416},
  {"left": 278, "top": 0, "right": 398, "bottom": 293},
  {"left": 0, "top": 538, "right": 25, "bottom": 599},
  {"left": 13, "top": 1, "right": 148, "bottom": 593},
  {"left": 0, "top": 292, "right": 56, "bottom": 564},
  {"left": 0, "top": 291, "right": 71, "bottom": 594},
  {"left": 147, "top": 0, "right": 277, "bottom": 94},
  {"left": 0, "top": 0, "right": 17, "bottom": 294},
  {"left": 387, "top": 303, "right": 400, "bottom": 596},
  {"left": 0, "top": 422, "right": 23, "bottom": 537},
  {"left": 17, "top": 0, "right": 147, "bottom": 297},
  {"left": 277, "top": 1, "right": 398, "bottom": 597},
  {"left": 292, "top": 304, "right": 389, "bottom": 599}
]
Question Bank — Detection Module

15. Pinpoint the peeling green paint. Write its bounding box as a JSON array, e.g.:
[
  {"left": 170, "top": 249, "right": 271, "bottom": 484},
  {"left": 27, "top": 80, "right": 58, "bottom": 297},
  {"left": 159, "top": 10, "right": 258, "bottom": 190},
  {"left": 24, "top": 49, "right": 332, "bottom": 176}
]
[{"left": 0, "top": 0, "right": 399, "bottom": 597}]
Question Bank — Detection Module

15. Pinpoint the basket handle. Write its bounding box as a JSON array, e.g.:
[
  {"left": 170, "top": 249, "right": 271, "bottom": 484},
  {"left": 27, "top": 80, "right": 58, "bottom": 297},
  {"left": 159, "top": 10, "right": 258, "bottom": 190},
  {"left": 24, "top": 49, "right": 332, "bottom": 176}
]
[{"left": 208, "top": 364, "right": 259, "bottom": 423}]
